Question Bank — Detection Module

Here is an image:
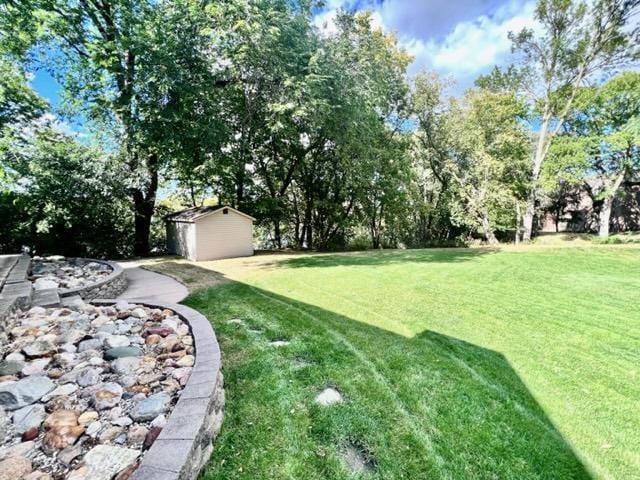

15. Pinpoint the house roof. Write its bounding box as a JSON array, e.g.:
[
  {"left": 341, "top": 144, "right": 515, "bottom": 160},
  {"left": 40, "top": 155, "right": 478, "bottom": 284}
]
[{"left": 165, "top": 205, "right": 256, "bottom": 223}]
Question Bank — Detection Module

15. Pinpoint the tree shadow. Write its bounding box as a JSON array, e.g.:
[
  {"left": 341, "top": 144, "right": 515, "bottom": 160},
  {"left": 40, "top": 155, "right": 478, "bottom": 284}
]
[
  {"left": 172, "top": 264, "right": 593, "bottom": 479},
  {"left": 268, "top": 248, "right": 497, "bottom": 269}
]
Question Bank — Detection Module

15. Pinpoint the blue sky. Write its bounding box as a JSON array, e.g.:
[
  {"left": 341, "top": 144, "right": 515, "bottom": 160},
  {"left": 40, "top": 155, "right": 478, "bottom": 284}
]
[{"left": 31, "top": 0, "right": 537, "bottom": 111}]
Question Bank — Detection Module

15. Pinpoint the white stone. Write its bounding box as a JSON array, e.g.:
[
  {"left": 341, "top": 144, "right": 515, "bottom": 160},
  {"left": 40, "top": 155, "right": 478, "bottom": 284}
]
[
  {"left": 42, "top": 383, "right": 78, "bottom": 401},
  {"left": 33, "top": 278, "right": 58, "bottom": 290},
  {"left": 103, "top": 335, "right": 130, "bottom": 349},
  {"left": 315, "top": 387, "right": 343, "bottom": 406},
  {"left": 67, "top": 445, "right": 139, "bottom": 480}
]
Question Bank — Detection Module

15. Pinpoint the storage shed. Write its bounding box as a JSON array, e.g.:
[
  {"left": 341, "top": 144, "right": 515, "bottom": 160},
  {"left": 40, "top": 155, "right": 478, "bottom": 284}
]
[{"left": 165, "top": 206, "right": 255, "bottom": 261}]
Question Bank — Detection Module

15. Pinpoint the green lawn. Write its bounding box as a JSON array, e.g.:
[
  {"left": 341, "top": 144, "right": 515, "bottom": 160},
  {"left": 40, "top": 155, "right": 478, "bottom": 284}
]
[{"left": 152, "top": 246, "right": 640, "bottom": 479}]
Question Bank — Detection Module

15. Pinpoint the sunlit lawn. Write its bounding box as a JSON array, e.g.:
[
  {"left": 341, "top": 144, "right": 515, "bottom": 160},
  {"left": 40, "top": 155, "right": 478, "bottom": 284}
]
[{"left": 148, "top": 245, "right": 640, "bottom": 479}]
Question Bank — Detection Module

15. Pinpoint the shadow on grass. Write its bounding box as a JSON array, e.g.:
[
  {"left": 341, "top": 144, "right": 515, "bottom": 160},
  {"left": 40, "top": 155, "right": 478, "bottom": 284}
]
[
  {"left": 173, "top": 263, "right": 592, "bottom": 479},
  {"left": 272, "top": 248, "right": 496, "bottom": 269}
]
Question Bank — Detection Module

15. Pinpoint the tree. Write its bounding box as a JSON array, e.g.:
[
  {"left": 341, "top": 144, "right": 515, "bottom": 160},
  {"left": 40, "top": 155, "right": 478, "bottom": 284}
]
[
  {"left": 545, "top": 71, "right": 640, "bottom": 236},
  {"left": 1, "top": 124, "right": 132, "bottom": 256},
  {"left": 508, "top": 0, "right": 639, "bottom": 241},
  {"left": 412, "top": 73, "right": 529, "bottom": 245},
  {"left": 0, "top": 0, "right": 232, "bottom": 255}
]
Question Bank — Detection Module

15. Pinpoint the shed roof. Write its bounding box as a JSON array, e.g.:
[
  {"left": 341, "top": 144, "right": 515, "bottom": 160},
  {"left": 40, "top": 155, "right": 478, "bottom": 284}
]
[{"left": 165, "top": 205, "right": 256, "bottom": 223}]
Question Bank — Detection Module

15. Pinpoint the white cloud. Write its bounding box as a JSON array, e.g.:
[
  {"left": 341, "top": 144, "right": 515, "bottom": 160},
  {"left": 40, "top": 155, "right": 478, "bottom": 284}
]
[{"left": 313, "top": 0, "right": 538, "bottom": 89}]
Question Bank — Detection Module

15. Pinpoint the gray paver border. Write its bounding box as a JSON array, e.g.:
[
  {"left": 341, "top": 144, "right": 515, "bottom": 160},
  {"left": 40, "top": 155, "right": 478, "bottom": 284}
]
[{"left": 92, "top": 298, "right": 223, "bottom": 480}]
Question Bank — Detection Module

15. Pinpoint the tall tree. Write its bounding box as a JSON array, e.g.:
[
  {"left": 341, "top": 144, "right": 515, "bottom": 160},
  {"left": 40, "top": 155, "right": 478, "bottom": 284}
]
[
  {"left": 508, "top": 0, "right": 639, "bottom": 241},
  {"left": 0, "top": 0, "right": 231, "bottom": 255},
  {"left": 545, "top": 71, "right": 640, "bottom": 237}
]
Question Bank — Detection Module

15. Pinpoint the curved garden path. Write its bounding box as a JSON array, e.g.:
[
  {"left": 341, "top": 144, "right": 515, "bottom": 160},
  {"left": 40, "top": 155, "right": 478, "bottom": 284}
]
[{"left": 117, "top": 259, "right": 189, "bottom": 303}]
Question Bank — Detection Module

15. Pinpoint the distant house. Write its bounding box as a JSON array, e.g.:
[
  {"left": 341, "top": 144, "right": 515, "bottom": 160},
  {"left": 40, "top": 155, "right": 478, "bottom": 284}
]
[{"left": 165, "top": 206, "right": 255, "bottom": 261}]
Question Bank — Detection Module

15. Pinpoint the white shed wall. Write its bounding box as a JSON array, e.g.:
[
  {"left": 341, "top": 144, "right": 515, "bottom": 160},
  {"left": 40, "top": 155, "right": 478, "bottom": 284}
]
[
  {"left": 166, "top": 221, "right": 197, "bottom": 260},
  {"left": 194, "top": 211, "right": 253, "bottom": 261}
]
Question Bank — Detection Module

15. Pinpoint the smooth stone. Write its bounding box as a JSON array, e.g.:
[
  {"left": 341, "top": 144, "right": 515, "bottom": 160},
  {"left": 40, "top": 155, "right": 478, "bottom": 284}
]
[
  {"left": 89, "top": 357, "right": 103, "bottom": 366},
  {"left": 12, "top": 404, "right": 45, "bottom": 434},
  {"left": 103, "top": 335, "right": 130, "bottom": 349},
  {"left": 91, "top": 383, "right": 123, "bottom": 410},
  {"left": 58, "top": 443, "right": 84, "bottom": 466},
  {"left": 59, "top": 343, "right": 77, "bottom": 353},
  {"left": 114, "top": 300, "right": 130, "bottom": 311},
  {"left": 127, "top": 425, "right": 148, "bottom": 445},
  {"left": 142, "top": 426, "right": 162, "bottom": 450},
  {"left": 28, "top": 307, "right": 47, "bottom": 316},
  {"left": 42, "top": 383, "right": 78, "bottom": 401},
  {"left": 78, "top": 411, "right": 99, "bottom": 425},
  {"left": 5, "top": 352, "right": 25, "bottom": 362},
  {"left": 33, "top": 278, "right": 57, "bottom": 290},
  {"left": 56, "top": 329, "right": 85, "bottom": 345},
  {"left": 44, "top": 410, "right": 78, "bottom": 429},
  {"left": 143, "top": 327, "right": 174, "bottom": 338},
  {"left": 85, "top": 420, "right": 102, "bottom": 438},
  {"left": 22, "top": 426, "right": 39, "bottom": 441},
  {"left": 0, "top": 456, "right": 32, "bottom": 480},
  {"left": 96, "top": 324, "right": 116, "bottom": 335},
  {"left": 176, "top": 355, "right": 194, "bottom": 367},
  {"left": 22, "top": 341, "right": 56, "bottom": 358},
  {"left": 130, "top": 308, "right": 146, "bottom": 319},
  {"left": 171, "top": 367, "right": 192, "bottom": 386},
  {"left": 43, "top": 425, "right": 84, "bottom": 450},
  {"left": 150, "top": 414, "right": 166, "bottom": 428},
  {"left": 23, "top": 471, "right": 51, "bottom": 480},
  {"left": 145, "top": 334, "right": 161, "bottom": 345},
  {"left": 111, "top": 357, "right": 141, "bottom": 375},
  {"left": 76, "top": 368, "right": 102, "bottom": 387},
  {"left": 315, "top": 387, "right": 343, "bottom": 406},
  {"left": 53, "top": 352, "right": 77, "bottom": 367},
  {"left": 68, "top": 445, "right": 140, "bottom": 480},
  {"left": 21, "top": 358, "right": 51, "bottom": 376},
  {"left": 78, "top": 339, "right": 102, "bottom": 353},
  {"left": 0, "top": 360, "right": 24, "bottom": 376},
  {"left": 0, "top": 376, "right": 55, "bottom": 410},
  {"left": 104, "top": 347, "right": 143, "bottom": 361},
  {"left": 130, "top": 392, "right": 171, "bottom": 422},
  {"left": 112, "top": 415, "right": 132, "bottom": 427}
]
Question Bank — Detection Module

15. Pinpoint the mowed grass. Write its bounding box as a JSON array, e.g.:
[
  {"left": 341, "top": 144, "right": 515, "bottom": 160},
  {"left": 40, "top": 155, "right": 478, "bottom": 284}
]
[{"left": 149, "top": 246, "right": 640, "bottom": 479}]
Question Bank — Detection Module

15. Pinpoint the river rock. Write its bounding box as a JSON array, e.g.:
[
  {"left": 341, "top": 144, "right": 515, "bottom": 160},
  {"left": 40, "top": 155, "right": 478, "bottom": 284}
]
[
  {"left": 176, "top": 354, "right": 194, "bottom": 367},
  {"left": 0, "top": 456, "right": 32, "bottom": 480},
  {"left": 130, "top": 392, "right": 171, "bottom": 422},
  {"left": 22, "top": 341, "right": 56, "bottom": 358},
  {"left": 0, "top": 376, "right": 55, "bottom": 410},
  {"left": 91, "top": 382, "right": 123, "bottom": 410},
  {"left": 68, "top": 445, "right": 140, "bottom": 480},
  {"left": 77, "top": 411, "right": 98, "bottom": 425},
  {"left": 104, "top": 347, "right": 143, "bottom": 361},
  {"left": 21, "top": 358, "right": 51, "bottom": 376},
  {"left": 76, "top": 367, "right": 101, "bottom": 387},
  {"left": 78, "top": 339, "right": 102, "bottom": 353},
  {"left": 0, "top": 360, "right": 24, "bottom": 376},
  {"left": 111, "top": 357, "right": 140, "bottom": 375},
  {"left": 12, "top": 404, "right": 45, "bottom": 434},
  {"left": 103, "top": 335, "right": 130, "bottom": 349}
]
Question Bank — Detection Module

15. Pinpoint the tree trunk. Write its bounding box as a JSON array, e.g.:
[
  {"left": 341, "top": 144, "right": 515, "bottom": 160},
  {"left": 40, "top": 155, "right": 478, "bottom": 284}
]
[
  {"left": 131, "top": 154, "right": 159, "bottom": 257},
  {"left": 273, "top": 220, "right": 282, "bottom": 249},
  {"left": 598, "top": 171, "right": 626, "bottom": 238},
  {"left": 480, "top": 213, "right": 499, "bottom": 246},
  {"left": 522, "top": 114, "right": 551, "bottom": 242},
  {"left": 515, "top": 202, "right": 522, "bottom": 244}
]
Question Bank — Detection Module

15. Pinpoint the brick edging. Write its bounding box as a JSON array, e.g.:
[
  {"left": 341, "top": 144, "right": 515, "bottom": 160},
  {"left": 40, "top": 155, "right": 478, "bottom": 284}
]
[
  {"left": 59, "top": 258, "right": 127, "bottom": 300},
  {"left": 92, "top": 298, "right": 224, "bottom": 480}
]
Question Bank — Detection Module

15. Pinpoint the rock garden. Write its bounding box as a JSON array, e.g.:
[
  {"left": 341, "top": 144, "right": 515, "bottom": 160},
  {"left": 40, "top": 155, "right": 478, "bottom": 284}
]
[
  {"left": 0, "top": 298, "right": 195, "bottom": 480},
  {"left": 30, "top": 257, "right": 112, "bottom": 292}
]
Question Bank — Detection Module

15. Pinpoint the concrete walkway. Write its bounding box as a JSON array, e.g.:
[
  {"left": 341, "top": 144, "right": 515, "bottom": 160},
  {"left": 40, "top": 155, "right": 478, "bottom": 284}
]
[{"left": 117, "top": 260, "right": 189, "bottom": 303}]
